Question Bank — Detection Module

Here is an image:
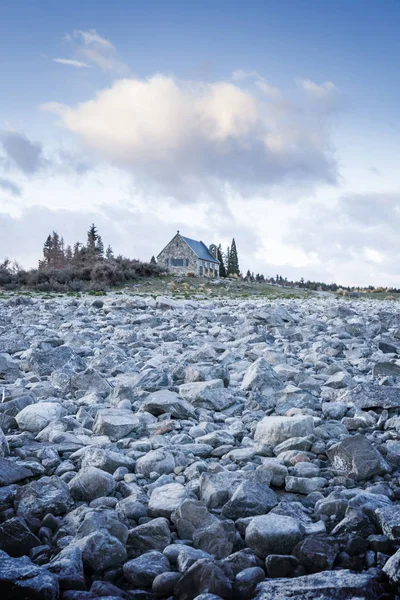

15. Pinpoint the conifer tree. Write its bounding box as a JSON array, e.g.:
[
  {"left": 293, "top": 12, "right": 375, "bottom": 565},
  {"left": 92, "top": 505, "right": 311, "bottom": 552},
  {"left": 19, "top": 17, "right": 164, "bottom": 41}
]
[
  {"left": 65, "top": 245, "right": 73, "bottom": 263},
  {"left": 217, "top": 244, "right": 226, "bottom": 277},
  {"left": 106, "top": 245, "right": 114, "bottom": 260},
  {"left": 95, "top": 235, "right": 104, "bottom": 259},
  {"left": 150, "top": 255, "right": 156, "bottom": 264},
  {"left": 227, "top": 238, "right": 240, "bottom": 276},
  {"left": 87, "top": 224, "right": 98, "bottom": 260},
  {"left": 225, "top": 246, "right": 230, "bottom": 275},
  {"left": 41, "top": 235, "right": 52, "bottom": 267}
]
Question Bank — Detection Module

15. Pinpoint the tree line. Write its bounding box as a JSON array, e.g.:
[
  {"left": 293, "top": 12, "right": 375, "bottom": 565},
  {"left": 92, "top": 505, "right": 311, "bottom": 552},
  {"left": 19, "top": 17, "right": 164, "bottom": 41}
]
[
  {"left": 211, "top": 238, "right": 240, "bottom": 278},
  {"left": 0, "top": 224, "right": 162, "bottom": 291}
]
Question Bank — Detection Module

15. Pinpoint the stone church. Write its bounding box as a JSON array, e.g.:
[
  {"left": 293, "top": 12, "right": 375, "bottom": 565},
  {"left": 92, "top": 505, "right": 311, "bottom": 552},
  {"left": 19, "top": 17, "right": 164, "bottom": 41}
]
[{"left": 157, "top": 231, "right": 220, "bottom": 277}]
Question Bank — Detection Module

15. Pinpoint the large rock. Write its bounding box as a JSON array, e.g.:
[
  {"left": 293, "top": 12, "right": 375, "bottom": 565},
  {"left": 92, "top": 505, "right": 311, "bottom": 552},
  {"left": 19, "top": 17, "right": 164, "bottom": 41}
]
[
  {"left": 178, "top": 379, "right": 234, "bottom": 410},
  {"left": 15, "top": 476, "right": 72, "bottom": 519},
  {"left": 0, "top": 353, "right": 20, "bottom": 382},
  {"left": 222, "top": 481, "right": 278, "bottom": 520},
  {"left": 171, "top": 499, "right": 216, "bottom": 541},
  {"left": 292, "top": 537, "right": 338, "bottom": 573},
  {"left": 141, "top": 390, "right": 196, "bottom": 419},
  {"left": 254, "top": 416, "right": 314, "bottom": 447},
  {"left": 0, "top": 549, "right": 59, "bottom": 600},
  {"left": 45, "top": 546, "right": 85, "bottom": 591},
  {"left": 199, "top": 472, "right": 244, "bottom": 508},
  {"left": 339, "top": 383, "right": 400, "bottom": 409},
  {"left": 241, "top": 357, "right": 283, "bottom": 393},
  {"left": 80, "top": 446, "right": 135, "bottom": 474},
  {"left": 383, "top": 547, "right": 400, "bottom": 584},
  {"left": 92, "top": 408, "right": 139, "bottom": 439},
  {"left": 148, "top": 482, "right": 189, "bottom": 518},
  {"left": 28, "top": 345, "right": 86, "bottom": 377},
  {"left": 74, "top": 530, "right": 127, "bottom": 572},
  {"left": 252, "top": 569, "right": 382, "bottom": 600},
  {"left": 15, "top": 402, "right": 67, "bottom": 434},
  {"left": 0, "top": 517, "right": 41, "bottom": 557},
  {"left": 245, "top": 514, "right": 303, "bottom": 558},
  {"left": 192, "top": 519, "right": 236, "bottom": 559},
  {"left": 174, "top": 559, "right": 232, "bottom": 600},
  {"left": 375, "top": 504, "right": 400, "bottom": 540},
  {"left": 136, "top": 449, "right": 175, "bottom": 478},
  {"left": 0, "top": 459, "right": 32, "bottom": 486},
  {"left": 127, "top": 517, "right": 171, "bottom": 553},
  {"left": 0, "top": 426, "right": 9, "bottom": 457},
  {"left": 123, "top": 551, "right": 170, "bottom": 587},
  {"left": 327, "top": 434, "right": 390, "bottom": 481},
  {"left": 68, "top": 466, "right": 116, "bottom": 501}
]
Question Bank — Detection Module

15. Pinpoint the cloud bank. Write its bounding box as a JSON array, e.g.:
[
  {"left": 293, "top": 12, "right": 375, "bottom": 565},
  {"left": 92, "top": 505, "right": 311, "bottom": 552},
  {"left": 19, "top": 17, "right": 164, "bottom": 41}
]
[{"left": 43, "top": 74, "right": 339, "bottom": 200}]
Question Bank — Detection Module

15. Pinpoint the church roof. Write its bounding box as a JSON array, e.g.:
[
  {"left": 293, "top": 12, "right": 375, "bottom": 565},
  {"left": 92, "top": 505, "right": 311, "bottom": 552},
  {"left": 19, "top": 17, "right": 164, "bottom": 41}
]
[{"left": 181, "top": 235, "right": 219, "bottom": 264}]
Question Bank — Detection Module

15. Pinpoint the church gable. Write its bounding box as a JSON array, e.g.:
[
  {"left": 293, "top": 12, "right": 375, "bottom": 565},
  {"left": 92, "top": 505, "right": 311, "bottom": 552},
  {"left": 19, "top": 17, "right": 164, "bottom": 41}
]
[{"left": 157, "top": 232, "right": 219, "bottom": 277}]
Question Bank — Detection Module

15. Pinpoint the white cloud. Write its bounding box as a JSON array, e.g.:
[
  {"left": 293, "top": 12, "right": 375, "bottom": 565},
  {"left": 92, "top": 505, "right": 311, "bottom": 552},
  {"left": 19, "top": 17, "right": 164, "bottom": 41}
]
[
  {"left": 60, "top": 29, "right": 128, "bottom": 73},
  {"left": 300, "top": 79, "right": 337, "bottom": 99},
  {"left": 73, "top": 29, "right": 114, "bottom": 49},
  {"left": 54, "top": 58, "right": 90, "bottom": 68},
  {"left": 42, "top": 74, "right": 339, "bottom": 200}
]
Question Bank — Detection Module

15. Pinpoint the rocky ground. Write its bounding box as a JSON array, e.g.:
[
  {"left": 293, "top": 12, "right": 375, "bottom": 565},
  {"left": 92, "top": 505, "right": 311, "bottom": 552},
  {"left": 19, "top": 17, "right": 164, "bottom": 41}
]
[{"left": 0, "top": 294, "right": 400, "bottom": 599}]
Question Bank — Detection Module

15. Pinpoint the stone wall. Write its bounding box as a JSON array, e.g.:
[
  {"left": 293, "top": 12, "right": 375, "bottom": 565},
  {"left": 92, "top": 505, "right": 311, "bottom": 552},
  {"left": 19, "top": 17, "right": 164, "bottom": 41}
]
[
  {"left": 157, "top": 234, "right": 198, "bottom": 275},
  {"left": 157, "top": 233, "right": 219, "bottom": 277}
]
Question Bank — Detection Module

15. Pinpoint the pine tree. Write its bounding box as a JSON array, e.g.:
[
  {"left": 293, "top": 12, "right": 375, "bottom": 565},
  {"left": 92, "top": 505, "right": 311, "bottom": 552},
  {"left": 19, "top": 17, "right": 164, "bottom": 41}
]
[
  {"left": 73, "top": 242, "right": 83, "bottom": 265},
  {"left": 106, "top": 245, "right": 114, "bottom": 260},
  {"left": 217, "top": 244, "right": 226, "bottom": 277},
  {"left": 95, "top": 235, "right": 104, "bottom": 260},
  {"left": 41, "top": 235, "right": 52, "bottom": 267},
  {"left": 87, "top": 224, "right": 98, "bottom": 261},
  {"left": 225, "top": 246, "right": 230, "bottom": 275},
  {"left": 150, "top": 255, "right": 156, "bottom": 264},
  {"left": 227, "top": 238, "right": 240, "bottom": 276},
  {"left": 65, "top": 245, "right": 73, "bottom": 263}
]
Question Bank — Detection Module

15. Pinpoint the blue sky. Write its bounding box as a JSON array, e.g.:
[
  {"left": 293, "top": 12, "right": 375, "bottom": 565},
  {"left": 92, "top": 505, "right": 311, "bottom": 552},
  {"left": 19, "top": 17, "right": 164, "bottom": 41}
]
[{"left": 1, "top": 0, "right": 400, "bottom": 285}]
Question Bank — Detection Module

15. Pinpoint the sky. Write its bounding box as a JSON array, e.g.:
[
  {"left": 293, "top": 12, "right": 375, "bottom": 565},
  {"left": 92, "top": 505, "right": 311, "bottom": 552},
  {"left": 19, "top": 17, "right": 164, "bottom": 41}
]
[{"left": 1, "top": 0, "right": 400, "bottom": 286}]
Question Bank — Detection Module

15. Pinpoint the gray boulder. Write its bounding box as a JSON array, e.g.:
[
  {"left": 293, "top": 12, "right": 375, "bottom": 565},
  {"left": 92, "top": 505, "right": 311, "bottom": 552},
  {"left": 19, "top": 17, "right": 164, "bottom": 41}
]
[
  {"left": 127, "top": 517, "right": 171, "bottom": 553},
  {"left": 255, "top": 416, "right": 314, "bottom": 447},
  {"left": 252, "top": 569, "right": 382, "bottom": 600},
  {"left": 171, "top": 499, "right": 216, "bottom": 540},
  {"left": 0, "top": 549, "right": 59, "bottom": 600},
  {"left": 375, "top": 504, "right": 400, "bottom": 540},
  {"left": 241, "top": 357, "right": 283, "bottom": 393},
  {"left": 382, "top": 547, "right": 400, "bottom": 584},
  {"left": 28, "top": 346, "right": 86, "bottom": 377},
  {"left": 68, "top": 466, "right": 116, "bottom": 501},
  {"left": 327, "top": 434, "right": 390, "bottom": 481},
  {"left": 141, "top": 390, "right": 196, "bottom": 419},
  {"left": 174, "top": 559, "right": 232, "bottom": 600},
  {"left": 199, "top": 472, "right": 244, "bottom": 508},
  {"left": 75, "top": 530, "right": 127, "bottom": 572},
  {"left": 0, "top": 458, "right": 32, "bottom": 486},
  {"left": 148, "top": 482, "right": 189, "bottom": 518},
  {"left": 339, "top": 383, "right": 400, "bottom": 409},
  {"left": 45, "top": 545, "right": 85, "bottom": 590},
  {"left": 136, "top": 449, "right": 175, "bottom": 478},
  {"left": 222, "top": 481, "right": 278, "bottom": 520},
  {"left": 15, "top": 476, "right": 72, "bottom": 519},
  {"left": 245, "top": 514, "right": 303, "bottom": 558},
  {"left": 123, "top": 550, "right": 170, "bottom": 587},
  {"left": 0, "top": 517, "right": 41, "bottom": 557},
  {"left": 93, "top": 408, "right": 139, "bottom": 439},
  {"left": 15, "top": 402, "right": 66, "bottom": 434}
]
